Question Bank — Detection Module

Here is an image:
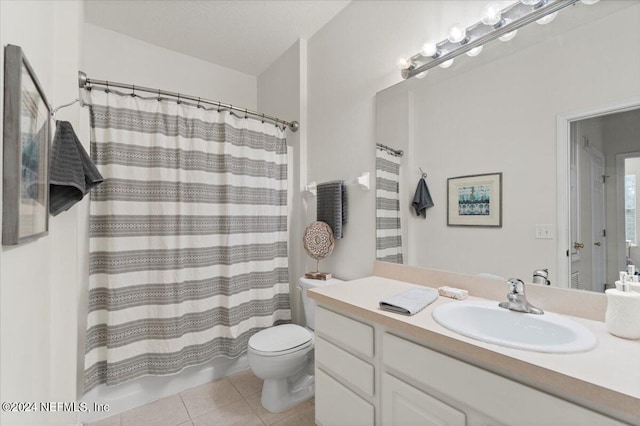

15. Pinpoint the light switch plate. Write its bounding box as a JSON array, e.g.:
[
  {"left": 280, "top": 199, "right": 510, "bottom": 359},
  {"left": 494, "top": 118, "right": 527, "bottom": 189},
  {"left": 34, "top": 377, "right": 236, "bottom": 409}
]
[{"left": 535, "top": 224, "right": 554, "bottom": 239}]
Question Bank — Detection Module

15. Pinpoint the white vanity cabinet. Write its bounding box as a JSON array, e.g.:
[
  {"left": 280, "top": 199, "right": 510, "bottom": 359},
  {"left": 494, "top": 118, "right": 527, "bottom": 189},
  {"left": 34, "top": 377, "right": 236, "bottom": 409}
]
[
  {"left": 314, "top": 305, "right": 625, "bottom": 426},
  {"left": 315, "top": 307, "right": 376, "bottom": 426}
]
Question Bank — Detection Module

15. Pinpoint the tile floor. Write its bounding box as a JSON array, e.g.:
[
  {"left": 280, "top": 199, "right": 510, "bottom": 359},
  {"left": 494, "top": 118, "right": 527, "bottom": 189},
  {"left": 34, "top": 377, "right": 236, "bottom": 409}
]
[{"left": 87, "top": 370, "right": 315, "bottom": 426}]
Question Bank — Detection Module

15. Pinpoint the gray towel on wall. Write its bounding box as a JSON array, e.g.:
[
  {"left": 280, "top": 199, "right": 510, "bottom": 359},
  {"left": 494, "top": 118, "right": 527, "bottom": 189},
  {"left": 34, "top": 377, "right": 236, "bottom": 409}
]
[
  {"left": 317, "top": 180, "right": 347, "bottom": 239},
  {"left": 49, "top": 121, "right": 104, "bottom": 216},
  {"left": 379, "top": 287, "right": 439, "bottom": 315},
  {"left": 412, "top": 177, "right": 434, "bottom": 218}
]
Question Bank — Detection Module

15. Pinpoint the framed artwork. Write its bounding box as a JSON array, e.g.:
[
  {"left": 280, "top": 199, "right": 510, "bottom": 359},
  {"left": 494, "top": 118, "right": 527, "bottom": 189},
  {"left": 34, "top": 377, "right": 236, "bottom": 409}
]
[
  {"left": 447, "top": 172, "right": 502, "bottom": 227},
  {"left": 2, "top": 45, "right": 50, "bottom": 245}
]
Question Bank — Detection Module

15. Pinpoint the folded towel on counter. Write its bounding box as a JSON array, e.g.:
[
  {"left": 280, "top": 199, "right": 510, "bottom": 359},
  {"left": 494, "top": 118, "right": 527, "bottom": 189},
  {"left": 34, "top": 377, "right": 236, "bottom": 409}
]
[
  {"left": 49, "top": 121, "right": 104, "bottom": 216},
  {"left": 412, "top": 177, "right": 434, "bottom": 218},
  {"left": 379, "top": 287, "right": 439, "bottom": 315},
  {"left": 317, "top": 180, "right": 347, "bottom": 239}
]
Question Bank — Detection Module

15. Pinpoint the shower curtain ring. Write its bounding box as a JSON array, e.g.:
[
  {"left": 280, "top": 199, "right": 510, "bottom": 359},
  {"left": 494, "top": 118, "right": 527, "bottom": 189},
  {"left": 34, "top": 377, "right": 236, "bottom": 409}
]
[
  {"left": 131, "top": 85, "right": 136, "bottom": 97},
  {"left": 261, "top": 113, "right": 265, "bottom": 124},
  {"left": 217, "top": 102, "right": 221, "bottom": 113},
  {"left": 105, "top": 81, "right": 110, "bottom": 93},
  {"left": 177, "top": 93, "right": 181, "bottom": 104},
  {"left": 244, "top": 108, "right": 248, "bottom": 119},
  {"left": 157, "top": 89, "right": 161, "bottom": 101},
  {"left": 197, "top": 97, "right": 201, "bottom": 109}
]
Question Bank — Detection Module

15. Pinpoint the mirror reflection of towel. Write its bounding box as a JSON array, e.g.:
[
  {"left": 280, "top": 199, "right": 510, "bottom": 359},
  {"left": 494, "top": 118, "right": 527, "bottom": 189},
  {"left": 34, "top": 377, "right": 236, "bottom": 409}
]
[
  {"left": 412, "top": 177, "right": 434, "bottom": 218},
  {"left": 317, "top": 180, "right": 347, "bottom": 239},
  {"left": 49, "top": 121, "right": 103, "bottom": 216}
]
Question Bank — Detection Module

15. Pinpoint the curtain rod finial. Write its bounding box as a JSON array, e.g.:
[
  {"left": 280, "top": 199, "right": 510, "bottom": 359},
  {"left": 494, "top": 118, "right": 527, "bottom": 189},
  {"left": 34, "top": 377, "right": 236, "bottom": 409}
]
[
  {"left": 78, "top": 71, "right": 87, "bottom": 88},
  {"left": 289, "top": 121, "right": 300, "bottom": 132}
]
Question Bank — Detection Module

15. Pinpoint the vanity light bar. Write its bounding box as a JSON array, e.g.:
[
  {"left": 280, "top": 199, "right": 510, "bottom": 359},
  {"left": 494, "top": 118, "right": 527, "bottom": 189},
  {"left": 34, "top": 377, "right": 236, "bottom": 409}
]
[{"left": 402, "top": 0, "right": 582, "bottom": 80}]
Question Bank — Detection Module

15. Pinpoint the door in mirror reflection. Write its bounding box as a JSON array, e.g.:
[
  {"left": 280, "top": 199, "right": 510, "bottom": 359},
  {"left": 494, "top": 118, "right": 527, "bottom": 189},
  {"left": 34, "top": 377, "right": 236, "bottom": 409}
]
[{"left": 569, "top": 108, "right": 640, "bottom": 292}]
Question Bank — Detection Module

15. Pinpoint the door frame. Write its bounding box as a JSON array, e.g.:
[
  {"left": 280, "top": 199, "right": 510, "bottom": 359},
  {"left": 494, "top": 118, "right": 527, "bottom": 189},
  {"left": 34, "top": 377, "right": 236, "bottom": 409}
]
[
  {"left": 590, "top": 147, "right": 606, "bottom": 292},
  {"left": 616, "top": 151, "right": 640, "bottom": 275},
  {"left": 556, "top": 97, "right": 640, "bottom": 289}
]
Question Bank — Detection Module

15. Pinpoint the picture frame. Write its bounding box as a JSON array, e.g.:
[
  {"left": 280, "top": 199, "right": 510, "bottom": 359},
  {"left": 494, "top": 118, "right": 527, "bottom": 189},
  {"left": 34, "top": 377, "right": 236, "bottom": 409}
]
[
  {"left": 3, "top": 45, "right": 50, "bottom": 245},
  {"left": 447, "top": 172, "right": 502, "bottom": 227}
]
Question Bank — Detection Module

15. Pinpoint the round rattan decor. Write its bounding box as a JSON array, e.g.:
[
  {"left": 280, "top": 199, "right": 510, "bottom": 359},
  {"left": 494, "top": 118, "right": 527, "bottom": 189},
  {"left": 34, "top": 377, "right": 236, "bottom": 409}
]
[{"left": 303, "top": 221, "right": 335, "bottom": 260}]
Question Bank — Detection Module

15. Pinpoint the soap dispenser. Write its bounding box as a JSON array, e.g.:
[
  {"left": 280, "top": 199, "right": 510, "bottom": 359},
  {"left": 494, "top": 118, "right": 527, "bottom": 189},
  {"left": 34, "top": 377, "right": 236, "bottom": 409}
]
[{"left": 605, "top": 276, "right": 640, "bottom": 340}]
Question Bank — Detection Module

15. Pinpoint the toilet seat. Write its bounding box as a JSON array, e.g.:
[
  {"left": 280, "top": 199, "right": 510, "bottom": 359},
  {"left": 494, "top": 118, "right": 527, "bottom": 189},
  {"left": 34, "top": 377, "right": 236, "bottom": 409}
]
[{"left": 249, "top": 324, "right": 313, "bottom": 357}]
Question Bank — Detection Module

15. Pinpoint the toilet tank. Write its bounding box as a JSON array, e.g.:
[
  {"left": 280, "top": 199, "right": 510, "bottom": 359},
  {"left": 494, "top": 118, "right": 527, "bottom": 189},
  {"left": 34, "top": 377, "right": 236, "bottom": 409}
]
[{"left": 298, "top": 277, "right": 343, "bottom": 330}]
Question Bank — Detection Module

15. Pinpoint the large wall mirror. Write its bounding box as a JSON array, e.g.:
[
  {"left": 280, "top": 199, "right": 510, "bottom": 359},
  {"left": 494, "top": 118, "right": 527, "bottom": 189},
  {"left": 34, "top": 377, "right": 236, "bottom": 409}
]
[{"left": 375, "top": 0, "right": 640, "bottom": 292}]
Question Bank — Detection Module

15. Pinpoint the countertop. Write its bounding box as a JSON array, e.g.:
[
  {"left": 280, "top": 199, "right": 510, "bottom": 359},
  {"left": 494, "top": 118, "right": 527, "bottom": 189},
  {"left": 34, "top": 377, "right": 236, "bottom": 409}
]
[{"left": 308, "top": 275, "right": 640, "bottom": 424}]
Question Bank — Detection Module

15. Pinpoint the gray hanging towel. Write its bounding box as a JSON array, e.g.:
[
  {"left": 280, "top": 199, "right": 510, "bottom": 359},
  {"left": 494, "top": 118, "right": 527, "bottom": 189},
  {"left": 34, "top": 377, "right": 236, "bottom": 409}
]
[
  {"left": 317, "top": 180, "right": 347, "bottom": 239},
  {"left": 49, "top": 121, "right": 103, "bottom": 216},
  {"left": 412, "top": 177, "right": 434, "bottom": 218}
]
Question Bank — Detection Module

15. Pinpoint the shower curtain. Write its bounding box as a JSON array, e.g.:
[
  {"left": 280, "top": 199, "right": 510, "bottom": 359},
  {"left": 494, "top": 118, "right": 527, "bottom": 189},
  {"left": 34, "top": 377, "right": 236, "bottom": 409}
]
[
  {"left": 376, "top": 146, "right": 403, "bottom": 263},
  {"left": 83, "top": 90, "right": 290, "bottom": 392}
]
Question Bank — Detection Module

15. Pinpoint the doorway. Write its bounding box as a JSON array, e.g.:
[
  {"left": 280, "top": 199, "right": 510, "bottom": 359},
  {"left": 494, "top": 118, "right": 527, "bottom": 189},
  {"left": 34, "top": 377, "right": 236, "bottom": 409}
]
[{"left": 562, "top": 106, "right": 640, "bottom": 292}]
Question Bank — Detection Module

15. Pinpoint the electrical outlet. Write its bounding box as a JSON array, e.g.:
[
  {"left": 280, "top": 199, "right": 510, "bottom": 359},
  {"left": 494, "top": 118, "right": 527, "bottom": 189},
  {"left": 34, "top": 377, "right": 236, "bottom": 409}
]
[{"left": 535, "top": 224, "right": 554, "bottom": 239}]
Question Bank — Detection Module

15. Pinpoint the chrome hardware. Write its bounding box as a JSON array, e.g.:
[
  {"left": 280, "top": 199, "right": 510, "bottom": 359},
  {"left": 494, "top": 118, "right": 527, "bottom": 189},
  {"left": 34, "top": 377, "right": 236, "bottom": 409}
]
[
  {"left": 574, "top": 242, "right": 585, "bottom": 249},
  {"left": 532, "top": 269, "right": 550, "bottom": 286},
  {"left": 498, "top": 278, "right": 544, "bottom": 315}
]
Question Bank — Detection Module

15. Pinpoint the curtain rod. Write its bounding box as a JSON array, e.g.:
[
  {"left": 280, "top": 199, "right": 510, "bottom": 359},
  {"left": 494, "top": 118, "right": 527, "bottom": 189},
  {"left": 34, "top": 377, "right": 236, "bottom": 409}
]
[
  {"left": 77, "top": 71, "right": 299, "bottom": 132},
  {"left": 376, "top": 143, "right": 404, "bottom": 157}
]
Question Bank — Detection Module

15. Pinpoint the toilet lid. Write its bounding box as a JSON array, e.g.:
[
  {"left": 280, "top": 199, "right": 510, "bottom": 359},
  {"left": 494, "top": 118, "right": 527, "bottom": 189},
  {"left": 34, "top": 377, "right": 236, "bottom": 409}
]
[{"left": 249, "top": 324, "right": 313, "bottom": 353}]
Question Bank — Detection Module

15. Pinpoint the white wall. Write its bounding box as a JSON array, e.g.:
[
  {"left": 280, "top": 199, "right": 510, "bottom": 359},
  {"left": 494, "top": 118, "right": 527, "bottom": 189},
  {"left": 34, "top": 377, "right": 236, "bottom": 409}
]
[
  {"left": 83, "top": 24, "right": 257, "bottom": 109},
  {"left": 0, "top": 1, "right": 84, "bottom": 425},
  {"left": 257, "top": 40, "right": 308, "bottom": 325},
  {"left": 305, "top": 1, "right": 503, "bottom": 280},
  {"left": 376, "top": 4, "right": 640, "bottom": 286}
]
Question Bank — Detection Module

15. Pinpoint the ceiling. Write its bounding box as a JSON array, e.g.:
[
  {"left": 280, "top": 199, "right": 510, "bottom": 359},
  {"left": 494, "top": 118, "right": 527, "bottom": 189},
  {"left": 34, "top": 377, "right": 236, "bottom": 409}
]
[{"left": 84, "top": 0, "right": 351, "bottom": 76}]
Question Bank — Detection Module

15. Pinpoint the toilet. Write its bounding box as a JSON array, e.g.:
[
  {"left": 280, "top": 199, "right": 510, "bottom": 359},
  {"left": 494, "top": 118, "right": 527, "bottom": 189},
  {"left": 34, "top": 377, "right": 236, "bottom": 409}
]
[{"left": 247, "top": 276, "right": 343, "bottom": 413}]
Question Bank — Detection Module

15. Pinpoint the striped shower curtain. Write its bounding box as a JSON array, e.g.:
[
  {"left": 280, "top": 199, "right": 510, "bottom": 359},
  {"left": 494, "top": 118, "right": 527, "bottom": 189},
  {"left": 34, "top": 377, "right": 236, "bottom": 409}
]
[
  {"left": 376, "top": 146, "right": 403, "bottom": 263},
  {"left": 83, "top": 90, "right": 290, "bottom": 392}
]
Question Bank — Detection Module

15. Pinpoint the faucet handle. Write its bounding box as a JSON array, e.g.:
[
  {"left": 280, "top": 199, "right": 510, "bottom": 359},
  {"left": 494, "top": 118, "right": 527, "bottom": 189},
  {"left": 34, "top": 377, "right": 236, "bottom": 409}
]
[{"left": 507, "top": 278, "right": 525, "bottom": 295}]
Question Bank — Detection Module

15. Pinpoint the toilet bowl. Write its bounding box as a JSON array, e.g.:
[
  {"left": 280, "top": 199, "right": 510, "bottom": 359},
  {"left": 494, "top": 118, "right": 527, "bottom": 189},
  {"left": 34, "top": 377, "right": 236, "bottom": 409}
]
[{"left": 247, "top": 277, "right": 343, "bottom": 413}]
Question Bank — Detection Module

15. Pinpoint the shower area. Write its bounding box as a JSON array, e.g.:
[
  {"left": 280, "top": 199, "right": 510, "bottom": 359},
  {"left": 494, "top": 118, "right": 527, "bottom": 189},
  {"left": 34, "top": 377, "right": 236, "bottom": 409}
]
[{"left": 78, "top": 71, "right": 296, "bottom": 418}]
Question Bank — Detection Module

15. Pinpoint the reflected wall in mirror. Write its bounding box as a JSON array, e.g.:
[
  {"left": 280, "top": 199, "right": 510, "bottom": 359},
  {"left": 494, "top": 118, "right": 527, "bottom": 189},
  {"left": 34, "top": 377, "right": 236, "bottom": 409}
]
[{"left": 375, "top": 1, "right": 640, "bottom": 292}]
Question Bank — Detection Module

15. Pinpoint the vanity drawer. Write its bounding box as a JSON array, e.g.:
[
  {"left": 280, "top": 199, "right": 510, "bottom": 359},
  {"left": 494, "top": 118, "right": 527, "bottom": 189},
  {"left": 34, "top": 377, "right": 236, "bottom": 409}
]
[
  {"left": 316, "top": 306, "right": 374, "bottom": 358},
  {"left": 383, "top": 333, "right": 622, "bottom": 426},
  {"left": 316, "top": 367, "right": 375, "bottom": 426},
  {"left": 316, "top": 336, "right": 374, "bottom": 397}
]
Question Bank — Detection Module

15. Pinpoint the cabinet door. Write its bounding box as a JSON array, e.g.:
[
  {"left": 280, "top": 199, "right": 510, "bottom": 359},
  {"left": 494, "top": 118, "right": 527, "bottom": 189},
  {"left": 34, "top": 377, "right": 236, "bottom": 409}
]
[
  {"left": 383, "top": 373, "right": 466, "bottom": 426},
  {"left": 316, "top": 368, "right": 375, "bottom": 426}
]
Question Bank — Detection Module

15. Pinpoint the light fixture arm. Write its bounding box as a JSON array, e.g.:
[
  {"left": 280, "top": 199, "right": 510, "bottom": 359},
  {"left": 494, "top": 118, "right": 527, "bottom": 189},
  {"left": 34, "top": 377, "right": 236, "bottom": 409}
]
[{"left": 402, "top": 0, "right": 580, "bottom": 80}]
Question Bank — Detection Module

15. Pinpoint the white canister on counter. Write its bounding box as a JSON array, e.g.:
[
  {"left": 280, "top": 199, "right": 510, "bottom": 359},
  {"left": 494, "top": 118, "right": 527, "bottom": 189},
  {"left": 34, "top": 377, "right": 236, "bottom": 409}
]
[{"left": 605, "top": 287, "right": 640, "bottom": 340}]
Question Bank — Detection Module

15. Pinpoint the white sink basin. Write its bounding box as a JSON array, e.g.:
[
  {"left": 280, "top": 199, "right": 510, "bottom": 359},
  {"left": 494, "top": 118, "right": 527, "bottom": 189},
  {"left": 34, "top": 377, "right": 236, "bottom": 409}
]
[{"left": 432, "top": 300, "right": 597, "bottom": 353}]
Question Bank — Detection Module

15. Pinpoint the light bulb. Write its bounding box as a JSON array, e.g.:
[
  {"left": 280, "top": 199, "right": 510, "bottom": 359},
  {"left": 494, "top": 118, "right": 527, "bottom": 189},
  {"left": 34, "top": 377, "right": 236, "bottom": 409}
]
[
  {"left": 580, "top": 0, "right": 599, "bottom": 4},
  {"left": 439, "top": 58, "right": 454, "bottom": 69},
  {"left": 398, "top": 57, "right": 412, "bottom": 70},
  {"left": 536, "top": 11, "right": 557, "bottom": 25},
  {"left": 466, "top": 46, "right": 483, "bottom": 57},
  {"left": 499, "top": 30, "right": 517, "bottom": 42},
  {"left": 521, "top": 0, "right": 544, "bottom": 6},
  {"left": 481, "top": 3, "right": 503, "bottom": 26},
  {"left": 447, "top": 24, "right": 467, "bottom": 44},
  {"left": 420, "top": 42, "right": 439, "bottom": 58}
]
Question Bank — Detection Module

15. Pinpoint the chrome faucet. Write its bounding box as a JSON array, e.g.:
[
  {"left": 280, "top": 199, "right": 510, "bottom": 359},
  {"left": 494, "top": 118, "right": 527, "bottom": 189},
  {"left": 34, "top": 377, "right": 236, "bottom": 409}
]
[
  {"left": 498, "top": 278, "right": 544, "bottom": 315},
  {"left": 532, "top": 268, "right": 551, "bottom": 286}
]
